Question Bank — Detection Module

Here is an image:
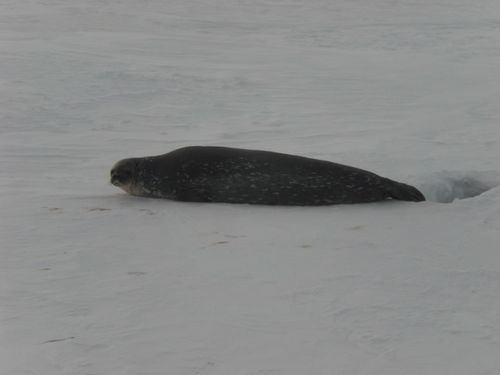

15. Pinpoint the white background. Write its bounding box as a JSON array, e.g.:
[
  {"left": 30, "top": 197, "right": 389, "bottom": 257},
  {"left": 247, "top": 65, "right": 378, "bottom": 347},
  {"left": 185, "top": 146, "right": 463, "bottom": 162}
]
[{"left": 2, "top": 1, "right": 500, "bottom": 374}]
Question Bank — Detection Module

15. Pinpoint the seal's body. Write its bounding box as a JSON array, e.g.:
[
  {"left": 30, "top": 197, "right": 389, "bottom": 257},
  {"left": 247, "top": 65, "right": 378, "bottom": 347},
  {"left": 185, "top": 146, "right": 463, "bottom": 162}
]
[{"left": 111, "top": 146, "right": 425, "bottom": 205}]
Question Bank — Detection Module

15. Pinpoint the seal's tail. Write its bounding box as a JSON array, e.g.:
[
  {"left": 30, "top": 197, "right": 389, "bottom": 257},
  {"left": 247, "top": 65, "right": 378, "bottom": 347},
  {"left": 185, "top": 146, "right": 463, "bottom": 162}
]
[{"left": 384, "top": 178, "right": 426, "bottom": 202}]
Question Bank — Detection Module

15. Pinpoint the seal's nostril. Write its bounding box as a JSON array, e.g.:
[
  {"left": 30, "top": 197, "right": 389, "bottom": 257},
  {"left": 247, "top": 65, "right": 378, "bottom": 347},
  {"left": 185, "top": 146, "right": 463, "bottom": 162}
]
[{"left": 111, "top": 170, "right": 124, "bottom": 180}]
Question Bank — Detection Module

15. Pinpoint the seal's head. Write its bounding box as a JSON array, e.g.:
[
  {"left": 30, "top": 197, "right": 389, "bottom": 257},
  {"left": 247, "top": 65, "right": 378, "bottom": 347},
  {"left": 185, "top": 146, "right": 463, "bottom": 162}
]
[
  {"left": 111, "top": 155, "right": 175, "bottom": 199},
  {"left": 110, "top": 158, "right": 141, "bottom": 195}
]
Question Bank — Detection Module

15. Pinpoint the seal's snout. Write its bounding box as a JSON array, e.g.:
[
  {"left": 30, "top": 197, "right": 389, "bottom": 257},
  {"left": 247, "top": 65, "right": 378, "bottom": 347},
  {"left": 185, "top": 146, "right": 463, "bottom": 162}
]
[
  {"left": 110, "top": 167, "right": 130, "bottom": 186},
  {"left": 110, "top": 173, "right": 121, "bottom": 186},
  {"left": 110, "top": 170, "right": 120, "bottom": 186}
]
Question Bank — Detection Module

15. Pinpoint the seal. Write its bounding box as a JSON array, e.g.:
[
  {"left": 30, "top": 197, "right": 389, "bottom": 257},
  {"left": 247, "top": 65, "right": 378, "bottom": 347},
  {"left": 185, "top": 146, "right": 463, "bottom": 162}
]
[{"left": 110, "top": 146, "right": 425, "bottom": 205}]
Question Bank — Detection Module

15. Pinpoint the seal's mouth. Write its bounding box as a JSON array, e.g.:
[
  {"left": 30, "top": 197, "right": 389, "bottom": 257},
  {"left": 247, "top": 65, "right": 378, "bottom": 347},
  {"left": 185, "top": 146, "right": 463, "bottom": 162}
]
[{"left": 110, "top": 176, "right": 121, "bottom": 186}]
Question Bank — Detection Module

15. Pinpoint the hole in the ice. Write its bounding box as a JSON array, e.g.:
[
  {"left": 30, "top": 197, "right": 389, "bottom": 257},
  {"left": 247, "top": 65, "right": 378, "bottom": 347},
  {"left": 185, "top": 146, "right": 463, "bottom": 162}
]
[{"left": 417, "top": 171, "right": 500, "bottom": 203}]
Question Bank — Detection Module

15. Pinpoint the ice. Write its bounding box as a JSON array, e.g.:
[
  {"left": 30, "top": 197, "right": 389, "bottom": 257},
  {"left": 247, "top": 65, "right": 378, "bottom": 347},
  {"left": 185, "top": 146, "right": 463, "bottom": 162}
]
[
  {"left": 418, "top": 171, "right": 500, "bottom": 203},
  {"left": 2, "top": 1, "right": 500, "bottom": 374}
]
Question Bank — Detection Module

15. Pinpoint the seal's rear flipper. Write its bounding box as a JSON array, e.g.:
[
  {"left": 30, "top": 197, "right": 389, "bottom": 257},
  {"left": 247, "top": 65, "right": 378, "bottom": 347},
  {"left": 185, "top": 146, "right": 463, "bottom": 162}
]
[{"left": 385, "top": 179, "right": 426, "bottom": 202}]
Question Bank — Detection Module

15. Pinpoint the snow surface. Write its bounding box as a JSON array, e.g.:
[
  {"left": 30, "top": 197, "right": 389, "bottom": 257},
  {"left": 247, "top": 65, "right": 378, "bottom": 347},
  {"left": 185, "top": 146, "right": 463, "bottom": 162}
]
[{"left": 2, "top": 0, "right": 500, "bottom": 374}]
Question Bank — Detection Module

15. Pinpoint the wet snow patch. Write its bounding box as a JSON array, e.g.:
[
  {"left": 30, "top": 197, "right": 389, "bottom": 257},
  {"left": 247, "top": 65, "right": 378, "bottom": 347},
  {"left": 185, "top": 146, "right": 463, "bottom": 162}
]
[{"left": 418, "top": 171, "right": 500, "bottom": 203}]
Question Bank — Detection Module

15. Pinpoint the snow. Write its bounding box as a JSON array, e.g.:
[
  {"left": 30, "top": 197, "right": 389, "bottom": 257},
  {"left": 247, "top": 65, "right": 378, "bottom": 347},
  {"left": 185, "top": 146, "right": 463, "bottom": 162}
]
[{"left": 1, "top": 0, "right": 500, "bottom": 374}]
